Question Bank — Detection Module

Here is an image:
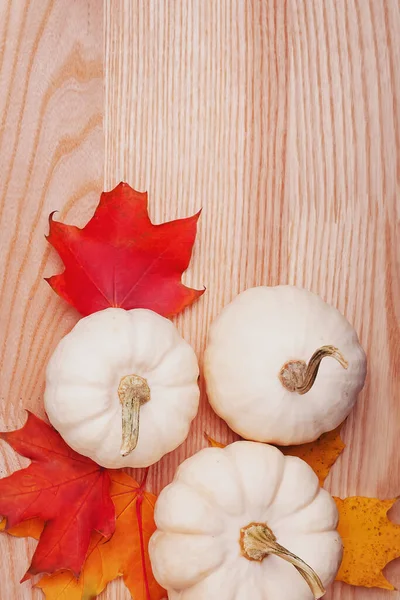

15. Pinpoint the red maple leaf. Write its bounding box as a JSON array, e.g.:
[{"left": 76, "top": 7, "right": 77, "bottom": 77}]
[
  {"left": 36, "top": 470, "right": 166, "bottom": 600},
  {"left": 0, "top": 413, "right": 115, "bottom": 579},
  {"left": 46, "top": 182, "right": 204, "bottom": 317}
]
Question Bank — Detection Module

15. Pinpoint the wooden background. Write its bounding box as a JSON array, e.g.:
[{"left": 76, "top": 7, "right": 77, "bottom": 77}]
[{"left": 0, "top": 0, "right": 399, "bottom": 598}]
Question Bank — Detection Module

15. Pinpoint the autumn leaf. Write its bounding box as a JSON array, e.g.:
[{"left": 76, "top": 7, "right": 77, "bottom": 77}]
[
  {"left": 205, "top": 425, "right": 345, "bottom": 486},
  {"left": 0, "top": 413, "right": 115, "bottom": 579},
  {"left": 46, "top": 182, "right": 204, "bottom": 317},
  {"left": 204, "top": 433, "right": 226, "bottom": 448},
  {"left": 279, "top": 426, "right": 345, "bottom": 486},
  {"left": 334, "top": 496, "right": 400, "bottom": 590},
  {"left": 0, "top": 516, "right": 44, "bottom": 539},
  {"left": 37, "top": 470, "right": 165, "bottom": 600}
]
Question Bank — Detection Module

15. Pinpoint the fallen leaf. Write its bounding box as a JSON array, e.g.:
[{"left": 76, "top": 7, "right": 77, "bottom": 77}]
[
  {"left": 279, "top": 426, "right": 345, "bottom": 486},
  {"left": 205, "top": 425, "right": 345, "bottom": 486},
  {"left": 46, "top": 182, "right": 204, "bottom": 317},
  {"left": 0, "top": 516, "right": 44, "bottom": 539},
  {"left": 334, "top": 496, "right": 400, "bottom": 590},
  {"left": 37, "top": 470, "right": 165, "bottom": 600},
  {"left": 204, "top": 433, "right": 226, "bottom": 448},
  {"left": 0, "top": 412, "right": 115, "bottom": 579}
]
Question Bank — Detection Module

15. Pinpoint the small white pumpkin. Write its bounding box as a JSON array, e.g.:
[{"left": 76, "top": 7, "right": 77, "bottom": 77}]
[
  {"left": 204, "top": 286, "right": 367, "bottom": 445},
  {"left": 44, "top": 307, "right": 199, "bottom": 468},
  {"left": 149, "top": 441, "right": 342, "bottom": 600}
]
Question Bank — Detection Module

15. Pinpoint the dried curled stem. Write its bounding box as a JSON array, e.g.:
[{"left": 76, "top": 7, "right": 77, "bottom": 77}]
[
  {"left": 279, "top": 345, "right": 348, "bottom": 395},
  {"left": 240, "top": 522, "right": 326, "bottom": 599}
]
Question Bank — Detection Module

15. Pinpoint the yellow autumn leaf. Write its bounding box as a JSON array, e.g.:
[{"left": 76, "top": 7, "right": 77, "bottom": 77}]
[
  {"left": 205, "top": 425, "right": 345, "bottom": 486},
  {"left": 334, "top": 496, "right": 400, "bottom": 590},
  {"left": 279, "top": 426, "right": 345, "bottom": 486}
]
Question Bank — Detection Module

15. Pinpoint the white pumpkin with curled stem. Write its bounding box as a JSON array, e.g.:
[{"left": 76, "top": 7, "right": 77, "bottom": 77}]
[
  {"left": 44, "top": 308, "right": 199, "bottom": 468},
  {"left": 204, "top": 286, "right": 367, "bottom": 445},
  {"left": 149, "top": 441, "right": 343, "bottom": 600}
]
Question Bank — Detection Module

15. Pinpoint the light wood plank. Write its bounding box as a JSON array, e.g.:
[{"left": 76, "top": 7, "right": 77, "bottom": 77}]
[
  {"left": 1, "top": 0, "right": 399, "bottom": 599},
  {"left": 103, "top": 1, "right": 400, "bottom": 599},
  {"left": 0, "top": 0, "right": 104, "bottom": 597}
]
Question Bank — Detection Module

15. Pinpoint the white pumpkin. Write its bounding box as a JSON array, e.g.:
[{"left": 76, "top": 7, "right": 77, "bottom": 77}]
[
  {"left": 204, "top": 286, "right": 367, "bottom": 445},
  {"left": 149, "top": 441, "right": 342, "bottom": 600},
  {"left": 44, "top": 308, "right": 199, "bottom": 468}
]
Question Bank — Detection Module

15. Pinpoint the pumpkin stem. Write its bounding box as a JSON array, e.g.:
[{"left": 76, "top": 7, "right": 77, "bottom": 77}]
[
  {"left": 240, "top": 522, "right": 326, "bottom": 599},
  {"left": 118, "top": 374, "right": 150, "bottom": 457},
  {"left": 279, "top": 345, "right": 348, "bottom": 394}
]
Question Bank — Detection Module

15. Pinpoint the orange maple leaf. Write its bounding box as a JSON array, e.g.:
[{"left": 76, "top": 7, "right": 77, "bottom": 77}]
[
  {"left": 0, "top": 516, "right": 43, "bottom": 539},
  {"left": 35, "top": 470, "right": 165, "bottom": 600},
  {"left": 204, "top": 433, "right": 226, "bottom": 449},
  {"left": 46, "top": 182, "right": 204, "bottom": 317}
]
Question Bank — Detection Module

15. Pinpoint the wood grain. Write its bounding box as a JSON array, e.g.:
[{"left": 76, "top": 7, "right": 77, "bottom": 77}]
[
  {"left": 0, "top": 0, "right": 104, "bottom": 597},
  {"left": 1, "top": 0, "right": 399, "bottom": 599}
]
